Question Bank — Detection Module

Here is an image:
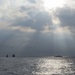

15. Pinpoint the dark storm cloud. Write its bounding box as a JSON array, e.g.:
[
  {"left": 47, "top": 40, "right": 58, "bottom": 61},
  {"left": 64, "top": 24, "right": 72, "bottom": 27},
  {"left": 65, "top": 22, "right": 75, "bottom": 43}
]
[
  {"left": 9, "top": 0, "right": 53, "bottom": 31},
  {"left": 54, "top": 6, "right": 75, "bottom": 34},
  {"left": 55, "top": 7, "right": 75, "bottom": 27},
  {"left": 12, "top": 11, "right": 52, "bottom": 31}
]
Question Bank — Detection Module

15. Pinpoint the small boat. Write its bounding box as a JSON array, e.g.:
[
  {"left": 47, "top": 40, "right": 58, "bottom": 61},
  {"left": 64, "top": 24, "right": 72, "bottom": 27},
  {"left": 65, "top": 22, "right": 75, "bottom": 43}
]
[{"left": 55, "top": 55, "right": 62, "bottom": 57}]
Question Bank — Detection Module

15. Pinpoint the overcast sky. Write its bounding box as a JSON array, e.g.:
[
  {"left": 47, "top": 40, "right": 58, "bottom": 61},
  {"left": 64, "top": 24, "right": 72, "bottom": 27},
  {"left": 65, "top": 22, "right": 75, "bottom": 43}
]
[{"left": 0, "top": 0, "right": 75, "bottom": 57}]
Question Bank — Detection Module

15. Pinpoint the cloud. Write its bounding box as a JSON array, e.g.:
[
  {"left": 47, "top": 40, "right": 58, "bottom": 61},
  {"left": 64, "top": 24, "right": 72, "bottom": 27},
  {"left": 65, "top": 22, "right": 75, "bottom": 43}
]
[
  {"left": 55, "top": 7, "right": 75, "bottom": 27},
  {"left": 27, "top": 0, "right": 37, "bottom": 3},
  {"left": 11, "top": 10, "right": 53, "bottom": 31},
  {"left": 65, "top": 0, "right": 75, "bottom": 9},
  {"left": 0, "top": 0, "right": 75, "bottom": 56},
  {"left": 8, "top": 26, "right": 37, "bottom": 33},
  {"left": 54, "top": 6, "right": 75, "bottom": 34},
  {"left": 0, "top": 0, "right": 52, "bottom": 32}
]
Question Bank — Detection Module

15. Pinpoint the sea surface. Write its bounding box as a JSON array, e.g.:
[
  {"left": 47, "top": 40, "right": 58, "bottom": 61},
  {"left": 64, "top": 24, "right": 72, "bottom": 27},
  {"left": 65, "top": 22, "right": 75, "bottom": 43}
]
[{"left": 0, "top": 57, "right": 75, "bottom": 75}]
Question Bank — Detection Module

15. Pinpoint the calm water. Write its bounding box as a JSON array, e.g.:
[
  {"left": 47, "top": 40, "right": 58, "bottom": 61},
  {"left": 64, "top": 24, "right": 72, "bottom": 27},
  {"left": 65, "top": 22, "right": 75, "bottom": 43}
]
[{"left": 0, "top": 57, "right": 75, "bottom": 75}]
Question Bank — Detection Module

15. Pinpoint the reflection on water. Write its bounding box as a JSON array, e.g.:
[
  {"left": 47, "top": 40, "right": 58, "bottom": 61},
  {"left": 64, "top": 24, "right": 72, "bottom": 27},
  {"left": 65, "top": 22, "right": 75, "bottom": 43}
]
[
  {"left": 0, "top": 57, "right": 75, "bottom": 75},
  {"left": 33, "top": 57, "right": 74, "bottom": 75}
]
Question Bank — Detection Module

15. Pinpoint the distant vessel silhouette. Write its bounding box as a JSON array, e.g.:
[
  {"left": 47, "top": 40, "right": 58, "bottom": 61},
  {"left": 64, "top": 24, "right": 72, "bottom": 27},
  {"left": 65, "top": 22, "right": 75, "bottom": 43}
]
[
  {"left": 6, "top": 55, "right": 8, "bottom": 57},
  {"left": 55, "top": 55, "right": 62, "bottom": 57},
  {"left": 12, "top": 54, "right": 15, "bottom": 57}
]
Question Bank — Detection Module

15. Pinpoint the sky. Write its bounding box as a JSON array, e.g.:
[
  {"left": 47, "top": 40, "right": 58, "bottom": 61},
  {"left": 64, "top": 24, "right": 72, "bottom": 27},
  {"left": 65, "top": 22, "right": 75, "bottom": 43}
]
[{"left": 0, "top": 0, "right": 75, "bottom": 57}]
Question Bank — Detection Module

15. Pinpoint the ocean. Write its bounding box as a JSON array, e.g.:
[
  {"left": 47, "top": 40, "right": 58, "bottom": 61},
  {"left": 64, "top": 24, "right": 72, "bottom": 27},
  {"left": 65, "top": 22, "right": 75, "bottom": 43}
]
[{"left": 0, "top": 57, "right": 75, "bottom": 75}]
